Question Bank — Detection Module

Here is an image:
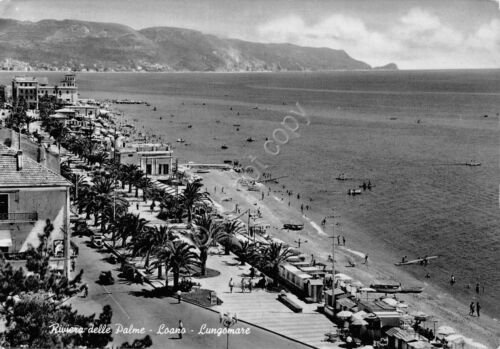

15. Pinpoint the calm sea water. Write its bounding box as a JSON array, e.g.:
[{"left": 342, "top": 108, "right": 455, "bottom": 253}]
[{"left": 3, "top": 70, "right": 499, "bottom": 317}]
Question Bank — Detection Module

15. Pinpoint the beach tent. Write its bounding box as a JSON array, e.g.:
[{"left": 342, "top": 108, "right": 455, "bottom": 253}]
[
  {"left": 445, "top": 334, "right": 465, "bottom": 349},
  {"left": 437, "top": 325, "right": 456, "bottom": 337},
  {"left": 334, "top": 273, "right": 353, "bottom": 281},
  {"left": 408, "top": 340, "right": 433, "bottom": 349}
]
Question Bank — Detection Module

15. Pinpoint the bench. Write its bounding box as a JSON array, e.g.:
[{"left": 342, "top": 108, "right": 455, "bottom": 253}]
[{"left": 278, "top": 294, "right": 303, "bottom": 313}]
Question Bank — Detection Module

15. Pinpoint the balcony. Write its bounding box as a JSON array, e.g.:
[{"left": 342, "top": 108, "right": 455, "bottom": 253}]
[{"left": 0, "top": 212, "right": 38, "bottom": 222}]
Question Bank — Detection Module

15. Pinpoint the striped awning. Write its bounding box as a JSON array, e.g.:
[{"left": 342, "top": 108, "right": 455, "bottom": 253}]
[{"left": 0, "top": 230, "right": 12, "bottom": 247}]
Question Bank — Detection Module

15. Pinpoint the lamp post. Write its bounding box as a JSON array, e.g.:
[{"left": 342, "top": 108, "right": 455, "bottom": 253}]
[{"left": 219, "top": 310, "right": 238, "bottom": 349}]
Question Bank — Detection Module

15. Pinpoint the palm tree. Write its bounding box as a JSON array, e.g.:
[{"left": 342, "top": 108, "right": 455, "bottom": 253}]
[
  {"left": 191, "top": 214, "right": 224, "bottom": 276},
  {"left": 220, "top": 220, "right": 245, "bottom": 255},
  {"left": 137, "top": 176, "right": 153, "bottom": 201},
  {"left": 48, "top": 121, "right": 67, "bottom": 154},
  {"left": 87, "top": 150, "right": 108, "bottom": 167},
  {"left": 122, "top": 213, "right": 148, "bottom": 248},
  {"left": 69, "top": 173, "right": 88, "bottom": 201},
  {"left": 168, "top": 241, "right": 199, "bottom": 290},
  {"left": 181, "top": 180, "right": 207, "bottom": 222},
  {"left": 129, "top": 225, "right": 175, "bottom": 269},
  {"left": 234, "top": 240, "right": 258, "bottom": 266},
  {"left": 262, "top": 243, "right": 294, "bottom": 285}
]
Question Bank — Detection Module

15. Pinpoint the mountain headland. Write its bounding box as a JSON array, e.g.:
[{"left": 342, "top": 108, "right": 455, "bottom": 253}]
[{"left": 0, "top": 18, "right": 397, "bottom": 72}]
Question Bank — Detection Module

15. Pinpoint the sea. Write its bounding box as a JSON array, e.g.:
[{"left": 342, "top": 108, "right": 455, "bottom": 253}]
[{"left": 2, "top": 70, "right": 499, "bottom": 318}]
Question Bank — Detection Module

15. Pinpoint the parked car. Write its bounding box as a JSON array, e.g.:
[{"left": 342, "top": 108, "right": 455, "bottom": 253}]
[
  {"left": 99, "top": 271, "right": 114, "bottom": 285},
  {"left": 91, "top": 233, "right": 104, "bottom": 248}
]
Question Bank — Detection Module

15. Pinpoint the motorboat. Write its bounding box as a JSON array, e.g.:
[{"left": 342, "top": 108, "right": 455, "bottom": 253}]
[
  {"left": 176, "top": 138, "right": 185, "bottom": 143},
  {"left": 347, "top": 189, "right": 362, "bottom": 195},
  {"left": 221, "top": 144, "right": 228, "bottom": 149},
  {"left": 246, "top": 137, "right": 255, "bottom": 142}
]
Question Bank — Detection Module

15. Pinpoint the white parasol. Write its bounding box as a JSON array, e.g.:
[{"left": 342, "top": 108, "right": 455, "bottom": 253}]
[{"left": 337, "top": 310, "right": 353, "bottom": 318}]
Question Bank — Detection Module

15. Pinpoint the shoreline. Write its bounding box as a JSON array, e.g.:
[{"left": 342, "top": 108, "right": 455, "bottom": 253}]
[{"left": 194, "top": 169, "right": 499, "bottom": 348}]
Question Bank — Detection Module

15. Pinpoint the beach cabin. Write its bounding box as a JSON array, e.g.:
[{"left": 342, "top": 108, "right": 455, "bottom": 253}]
[
  {"left": 279, "top": 263, "right": 312, "bottom": 294},
  {"left": 305, "top": 279, "right": 324, "bottom": 303},
  {"left": 386, "top": 327, "right": 429, "bottom": 349}
]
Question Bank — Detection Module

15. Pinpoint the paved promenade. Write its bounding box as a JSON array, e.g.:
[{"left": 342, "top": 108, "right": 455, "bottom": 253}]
[{"left": 197, "top": 251, "right": 340, "bottom": 349}]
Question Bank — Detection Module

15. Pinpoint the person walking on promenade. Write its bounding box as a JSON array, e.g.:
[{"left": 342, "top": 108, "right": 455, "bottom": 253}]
[
  {"left": 248, "top": 279, "right": 253, "bottom": 293},
  {"left": 82, "top": 283, "right": 88, "bottom": 298},
  {"left": 136, "top": 203, "right": 139, "bottom": 210},
  {"left": 178, "top": 320, "right": 184, "bottom": 339},
  {"left": 475, "top": 282, "right": 480, "bottom": 294},
  {"left": 229, "top": 278, "right": 234, "bottom": 293},
  {"left": 342, "top": 236, "right": 346, "bottom": 246},
  {"left": 450, "top": 274, "right": 456, "bottom": 286},
  {"left": 364, "top": 254, "right": 369, "bottom": 264},
  {"left": 469, "top": 301, "right": 475, "bottom": 316},
  {"left": 337, "top": 236, "right": 341, "bottom": 245},
  {"left": 241, "top": 278, "right": 246, "bottom": 293},
  {"left": 476, "top": 302, "right": 481, "bottom": 317},
  {"left": 177, "top": 290, "right": 182, "bottom": 304}
]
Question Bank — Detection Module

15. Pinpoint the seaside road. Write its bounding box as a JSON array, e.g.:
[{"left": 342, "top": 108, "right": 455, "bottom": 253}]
[{"left": 69, "top": 235, "right": 309, "bottom": 349}]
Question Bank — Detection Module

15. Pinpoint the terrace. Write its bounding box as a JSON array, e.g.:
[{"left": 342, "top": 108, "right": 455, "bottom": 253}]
[{"left": 0, "top": 212, "right": 38, "bottom": 222}]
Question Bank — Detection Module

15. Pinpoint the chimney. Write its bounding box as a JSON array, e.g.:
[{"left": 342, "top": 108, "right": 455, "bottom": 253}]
[{"left": 16, "top": 150, "right": 23, "bottom": 171}]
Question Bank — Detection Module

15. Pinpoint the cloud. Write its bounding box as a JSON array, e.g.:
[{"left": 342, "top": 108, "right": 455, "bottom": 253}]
[{"left": 256, "top": 8, "right": 500, "bottom": 69}]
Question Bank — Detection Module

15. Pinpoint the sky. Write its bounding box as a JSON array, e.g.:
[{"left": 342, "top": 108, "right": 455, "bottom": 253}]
[{"left": 0, "top": 0, "right": 499, "bottom": 69}]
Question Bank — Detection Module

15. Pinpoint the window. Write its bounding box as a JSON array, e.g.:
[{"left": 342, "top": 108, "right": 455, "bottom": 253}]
[{"left": 0, "top": 194, "right": 8, "bottom": 219}]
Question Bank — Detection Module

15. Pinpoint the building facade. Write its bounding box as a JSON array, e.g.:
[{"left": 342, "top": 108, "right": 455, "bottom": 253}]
[
  {"left": 0, "top": 144, "right": 71, "bottom": 276},
  {"left": 114, "top": 143, "right": 174, "bottom": 176},
  {"left": 12, "top": 73, "right": 78, "bottom": 109}
]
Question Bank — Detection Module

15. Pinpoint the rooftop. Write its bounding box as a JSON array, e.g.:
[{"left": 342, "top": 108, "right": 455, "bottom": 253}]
[{"left": 0, "top": 144, "right": 71, "bottom": 188}]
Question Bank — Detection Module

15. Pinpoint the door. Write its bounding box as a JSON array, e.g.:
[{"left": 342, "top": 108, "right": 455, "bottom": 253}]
[
  {"left": 146, "top": 164, "right": 152, "bottom": 175},
  {"left": 0, "top": 194, "right": 8, "bottom": 220}
]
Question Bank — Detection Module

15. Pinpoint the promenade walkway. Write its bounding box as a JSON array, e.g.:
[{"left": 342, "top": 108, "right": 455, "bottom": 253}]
[{"left": 197, "top": 251, "right": 340, "bottom": 349}]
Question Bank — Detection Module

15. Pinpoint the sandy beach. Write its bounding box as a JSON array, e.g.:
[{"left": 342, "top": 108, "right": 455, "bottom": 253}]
[{"left": 195, "top": 169, "right": 500, "bottom": 348}]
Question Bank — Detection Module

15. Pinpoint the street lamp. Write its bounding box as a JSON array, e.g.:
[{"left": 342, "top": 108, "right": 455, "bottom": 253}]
[
  {"left": 294, "top": 238, "right": 308, "bottom": 248},
  {"left": 219, "top": 310, "right": 238, "bottom": 349}
]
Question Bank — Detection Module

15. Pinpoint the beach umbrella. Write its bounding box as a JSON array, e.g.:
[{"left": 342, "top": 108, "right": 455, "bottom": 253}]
[
  {"left": 351, "top": 318, "right": 368, "bottom": 326},
  {"left": 382, "top": 298, "right": 398, "bottom": 307},
  {"left": 352, "top": 310, "right": 368, "bottom": 320},
  {"left": 334, "top": 273, "right": 353, "bottom": 281},
  {"left": 437, "top": 325, "right": 456, "bottom": 336},
  {"left": 337, "top": 310, "right": 353, "bottom": 319},
  {"left": 410, "top": 311, "right": 428, "bottom": 321},
  {"left": 352, "top": 280, "right": 363, "bottom": 287}
]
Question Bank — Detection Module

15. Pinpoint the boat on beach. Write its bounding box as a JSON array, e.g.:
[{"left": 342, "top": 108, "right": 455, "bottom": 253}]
[
  {"left": 283, "top": 223, "right": 304, "bottom": 231},
  {"left": 336, "top": 173, "right": 350, "bottom": 180},
  {"left": 395, "top": 255, "right": 438, "bottom": 266},
  {"left": 465, "top": 161, "right": 481, "bottom": 166}
]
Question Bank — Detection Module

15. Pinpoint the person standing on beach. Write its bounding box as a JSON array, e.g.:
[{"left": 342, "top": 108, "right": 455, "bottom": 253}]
[
  {"left": 450, "top": 274, "right": 456, "bottom": 286},
  {"left": 476, "top": 302, "right": 481, "bottom": 317},
  {"left": 364, "top": 254, "right": 369, "bottom": 264},
  {"left": 229, "top": 278, "right": 234, "bottom": 293},
  {"left": 342, "top": 236, "right": 346, "bottom": 246},
  {"left": 469, "top": 301, "right": 475, "bottom": 316},
  {"left": 475, "top": 282, "right": 480, "bottom": 294}
]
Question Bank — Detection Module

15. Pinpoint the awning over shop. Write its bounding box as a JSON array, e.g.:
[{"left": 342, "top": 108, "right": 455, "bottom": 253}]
[{"left": 0, "top": 230, "right": 12, "bottom": 247}]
